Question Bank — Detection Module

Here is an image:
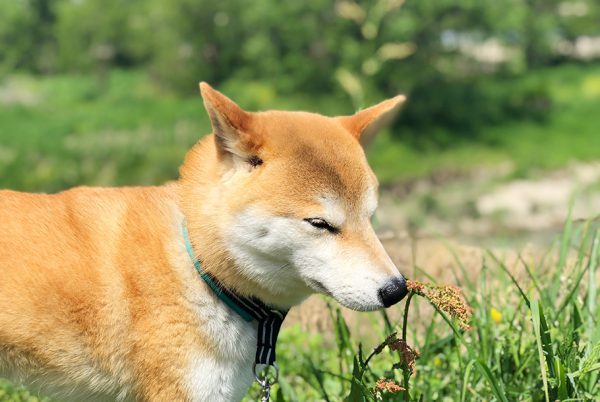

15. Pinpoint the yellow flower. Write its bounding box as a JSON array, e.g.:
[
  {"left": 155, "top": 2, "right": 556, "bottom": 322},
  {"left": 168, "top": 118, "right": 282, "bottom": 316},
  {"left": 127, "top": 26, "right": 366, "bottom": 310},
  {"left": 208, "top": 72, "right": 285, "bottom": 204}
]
[
  {"left": 433, "top": 356, "right": 442, "bottom": 368},
  {"left": 491, "top": 307, "right": 502, "bottom": 323}
]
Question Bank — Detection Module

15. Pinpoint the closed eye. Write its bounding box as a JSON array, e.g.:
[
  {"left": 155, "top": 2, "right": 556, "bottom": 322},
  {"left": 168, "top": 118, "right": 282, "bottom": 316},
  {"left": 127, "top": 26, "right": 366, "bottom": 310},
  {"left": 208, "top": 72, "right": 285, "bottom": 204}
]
[{"left": 304, "top": 218, "right": 340, "bottom": 234}]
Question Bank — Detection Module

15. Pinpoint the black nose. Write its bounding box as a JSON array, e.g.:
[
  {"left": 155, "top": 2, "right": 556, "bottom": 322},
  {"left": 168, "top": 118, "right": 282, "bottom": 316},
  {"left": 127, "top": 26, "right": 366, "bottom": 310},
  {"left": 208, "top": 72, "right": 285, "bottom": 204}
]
[{"left": 378, "top": 277, "right": 408, "bottom": 307}]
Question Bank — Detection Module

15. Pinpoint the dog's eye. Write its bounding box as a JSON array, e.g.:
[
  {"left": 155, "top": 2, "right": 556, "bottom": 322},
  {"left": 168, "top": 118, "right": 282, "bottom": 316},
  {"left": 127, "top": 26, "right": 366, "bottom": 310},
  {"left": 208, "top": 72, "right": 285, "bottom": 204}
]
[{"left": 304, "top": 218, "right": 339, "bottom": 234}]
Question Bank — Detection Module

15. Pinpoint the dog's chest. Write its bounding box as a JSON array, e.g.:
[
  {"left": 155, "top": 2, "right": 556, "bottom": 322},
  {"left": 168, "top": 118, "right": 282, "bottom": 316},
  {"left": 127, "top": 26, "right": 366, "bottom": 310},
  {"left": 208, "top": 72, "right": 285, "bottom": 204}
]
[
  {"left": 184, "top": 295, "right": 258, "bottom": 401},
  {"left": 167, "top": 218, "right": 259, "bottom": 400}
]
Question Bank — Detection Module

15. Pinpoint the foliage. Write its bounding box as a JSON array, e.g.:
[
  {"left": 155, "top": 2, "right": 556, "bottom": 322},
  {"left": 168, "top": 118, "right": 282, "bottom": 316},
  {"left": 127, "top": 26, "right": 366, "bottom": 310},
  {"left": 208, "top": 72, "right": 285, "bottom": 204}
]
[
  {"left": 0, "top": 63, "right": 599, "bottom": 192},
  {"left": 396, "top": 74, "right": 551, "bottom": 147},
  {"left": 1, "top": 0, "right": 600, "bottom": 140},
  {"left": 0, "top": 378, "right": 47, "bottom": 402}
]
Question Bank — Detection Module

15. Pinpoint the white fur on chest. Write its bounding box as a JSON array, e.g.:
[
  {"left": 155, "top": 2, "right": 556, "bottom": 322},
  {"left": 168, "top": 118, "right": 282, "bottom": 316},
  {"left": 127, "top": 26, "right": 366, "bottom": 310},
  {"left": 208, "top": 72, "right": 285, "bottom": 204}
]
[
  {"left": 184, "top": 295, "right": 257, "bottom": 402},
  {"left": 167, "top": 216, "right": 257, "bottom": 402}
]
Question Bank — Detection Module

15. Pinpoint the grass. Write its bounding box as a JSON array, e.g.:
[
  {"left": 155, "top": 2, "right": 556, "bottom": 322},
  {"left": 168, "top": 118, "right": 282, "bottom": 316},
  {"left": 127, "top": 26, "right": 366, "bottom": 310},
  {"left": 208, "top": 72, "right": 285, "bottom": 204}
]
[
  {"left": 0, "top": 72, "right": 205, "bottom": 192},
  {"left": 369, "top": 63, "right": 600, "bottom": 183},
  {"left": 240, "top": 219, "right": 600, "bottom": 401},
  {"left": 1, "top": 63, "right": 600, "bottom": 192},
  {"left": 489, "top": 64, "right": 600, "bottom": 176}
]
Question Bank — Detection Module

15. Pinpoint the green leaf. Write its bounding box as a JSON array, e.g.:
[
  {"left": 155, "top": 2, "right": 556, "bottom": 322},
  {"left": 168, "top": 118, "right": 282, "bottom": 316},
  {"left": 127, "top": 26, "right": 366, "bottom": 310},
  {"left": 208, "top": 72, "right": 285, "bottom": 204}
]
[
  {"left": 531, "top": 299, "right": 555, "bottom": 402},
  {"left": 555, "top": 356, "right": 569, "bottom": 400},
  {"left": 460, "top": 359, "right": 477, "bottom": 402},
  {"left": 474, "top": 360, "right": 509, "bottom": 402},
  {"left": 345, "top": 355, "right": 367, "bottom": 402}
]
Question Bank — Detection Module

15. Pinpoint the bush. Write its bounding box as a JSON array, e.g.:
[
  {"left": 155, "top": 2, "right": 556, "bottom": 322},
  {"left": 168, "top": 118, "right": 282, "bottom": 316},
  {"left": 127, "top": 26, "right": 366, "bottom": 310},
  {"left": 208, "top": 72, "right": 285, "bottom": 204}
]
[{"left": 395, "top": 74, "right": 552, "bottom": 148}]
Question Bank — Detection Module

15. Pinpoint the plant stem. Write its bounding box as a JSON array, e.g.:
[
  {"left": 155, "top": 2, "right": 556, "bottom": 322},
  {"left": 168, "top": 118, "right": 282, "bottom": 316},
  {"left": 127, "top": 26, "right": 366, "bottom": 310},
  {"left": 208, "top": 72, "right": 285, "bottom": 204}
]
[
  {"left": 402, "top": 292, "right": 415, "bottom": 401},
  {"left": 402, "top": 292, "right": 415, "bottom": 341}
]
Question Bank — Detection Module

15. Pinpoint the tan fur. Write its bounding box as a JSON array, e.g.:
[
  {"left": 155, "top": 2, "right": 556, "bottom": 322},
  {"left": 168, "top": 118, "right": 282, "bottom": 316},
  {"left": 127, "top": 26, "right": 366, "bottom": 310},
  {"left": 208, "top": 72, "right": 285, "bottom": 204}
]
[
  {"left": 0, "top": 84, "right": 404, "bottom": 401},
  {"left": 0, "top": 186, "right": 209, "bottom": 400}
]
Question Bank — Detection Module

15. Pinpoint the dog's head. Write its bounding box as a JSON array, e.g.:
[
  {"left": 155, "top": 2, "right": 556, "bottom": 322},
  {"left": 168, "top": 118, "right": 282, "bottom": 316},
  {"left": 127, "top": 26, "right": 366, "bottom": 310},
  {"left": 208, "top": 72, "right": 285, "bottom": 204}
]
[{"left": 181, "top": 83, "right": 407, "bottom": 311}]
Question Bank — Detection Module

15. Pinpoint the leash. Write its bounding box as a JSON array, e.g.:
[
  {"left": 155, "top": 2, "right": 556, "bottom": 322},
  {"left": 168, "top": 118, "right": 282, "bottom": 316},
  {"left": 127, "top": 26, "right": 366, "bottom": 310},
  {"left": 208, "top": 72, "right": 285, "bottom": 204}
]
[{"left": 181, "top": 222, "right": 288, "bottom": 399}]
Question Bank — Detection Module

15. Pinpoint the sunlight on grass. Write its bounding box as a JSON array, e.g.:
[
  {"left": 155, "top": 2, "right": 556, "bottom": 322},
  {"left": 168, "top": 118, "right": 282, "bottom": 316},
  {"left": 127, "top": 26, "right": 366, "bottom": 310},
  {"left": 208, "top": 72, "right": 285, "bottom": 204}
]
[
  {"left": 1, "top": 64, "right": 599, "bottom": 192},
  {"left": 241, "top": 220, "right": 600, "bottom": 401}
]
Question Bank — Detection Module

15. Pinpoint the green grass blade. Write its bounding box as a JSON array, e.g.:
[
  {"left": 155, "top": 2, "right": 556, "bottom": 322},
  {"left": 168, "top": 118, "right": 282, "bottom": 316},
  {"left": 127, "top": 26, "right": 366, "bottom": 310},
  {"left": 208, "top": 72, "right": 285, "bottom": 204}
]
[
  {"left": 305, "top": 356, "right": 332, "bottom": 402},
  {"left": 460, "top": 360, "right": 477, "bottom": 402},
  {"left": 328, "top": 301, "right": 354, "bottom": 390},
  {"left": 531, "top": 299, "right": 552, "bottom": 402},
  {"left": 414, "top": 265, "right": 438, "bottom": 283},
  {"left": 519, "top": 254, "right": 551, "bottom": 307},
  {"left": 586, "top": 230, "right": 599, "bottom": 391},
  {"left": 474, "top": 360, "right": 509, "bottom": 402},
  {"left": 441, "top": 238, "right": 476, "bottom": 291},
  {"left": 487, "top": 250, "right": 531, "bottom": 308},
  {"left": 555, "top": 356, "right": 569, "bottom": 400},
  {"left": 379, "top": 309, "right": 395, "bottom": 334},
  {"left": 586, "top": 230, "right": 599, "bottom": 350},
  {"left": 572, "top": 302, "right": 583, "bottom": 347},
  {"left": 427, "top": 302, "right": 465, "bottom": 348},
  {"left": 558, "top": 199, "right": 574, "bottom": 272},
  {"left": 345, "top": 355, "right": 367, "bottom": 402},
  {"left": 277, "top": 374, "right": 299, "bottom": 402},
  {"left": 419, "top": 334, "right": 455, "bottom": 357},
  {"left": 573, "top": 220, "right": 591, "bottom": 272},
  {"left": 557, "top": 221, "right": 593, "bottom": 315},
  {"left": 556, "top": 262, "right": 590, "bottom": 316},
  {"left": 538, "top": 301, "right": 557, "bottom": 377}
]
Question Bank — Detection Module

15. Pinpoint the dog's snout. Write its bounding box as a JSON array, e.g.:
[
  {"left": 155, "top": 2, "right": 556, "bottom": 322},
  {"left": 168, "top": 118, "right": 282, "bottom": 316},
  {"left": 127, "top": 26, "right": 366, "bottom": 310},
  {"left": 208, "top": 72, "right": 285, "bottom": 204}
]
[{"left": 378, "top": 277, "right": 408, "bottom": 307}]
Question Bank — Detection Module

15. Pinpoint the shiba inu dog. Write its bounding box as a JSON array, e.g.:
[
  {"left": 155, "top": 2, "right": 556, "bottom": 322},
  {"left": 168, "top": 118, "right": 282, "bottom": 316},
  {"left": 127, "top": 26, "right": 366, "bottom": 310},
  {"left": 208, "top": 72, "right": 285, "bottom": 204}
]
[{"left": 0, "top": 83, "right": 407, "bottom": 401}]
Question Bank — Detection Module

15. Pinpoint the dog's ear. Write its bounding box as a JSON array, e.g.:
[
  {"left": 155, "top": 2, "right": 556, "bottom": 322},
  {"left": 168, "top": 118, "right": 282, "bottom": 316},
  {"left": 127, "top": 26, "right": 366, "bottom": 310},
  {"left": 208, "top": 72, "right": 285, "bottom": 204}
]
[
  {"left": 337, "top": 95, "right": 406, "bottom": 146},
  {"left": 199, "top": 82, "right": 262, "bottom": 162}
]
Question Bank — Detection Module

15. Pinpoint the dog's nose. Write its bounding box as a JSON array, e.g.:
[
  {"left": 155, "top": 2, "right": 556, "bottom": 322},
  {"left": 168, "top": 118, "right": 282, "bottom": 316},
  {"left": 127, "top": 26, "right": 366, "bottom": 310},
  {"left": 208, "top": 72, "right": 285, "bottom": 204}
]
[{"left": 378, "top": 277, "right": 408, "bottom": 307}]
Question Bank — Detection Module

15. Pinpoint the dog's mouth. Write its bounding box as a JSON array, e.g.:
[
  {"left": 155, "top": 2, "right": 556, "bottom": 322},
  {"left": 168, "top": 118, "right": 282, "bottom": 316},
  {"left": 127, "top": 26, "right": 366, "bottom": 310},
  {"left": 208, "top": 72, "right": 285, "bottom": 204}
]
[{"left": 306, "top": 278, "right": 332, "bottom": 297}]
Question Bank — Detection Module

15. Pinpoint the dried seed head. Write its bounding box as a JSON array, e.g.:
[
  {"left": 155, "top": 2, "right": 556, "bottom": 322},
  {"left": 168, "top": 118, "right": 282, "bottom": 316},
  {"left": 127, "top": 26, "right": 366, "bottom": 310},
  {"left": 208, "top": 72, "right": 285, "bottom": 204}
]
[
  {"left": 375, "top": 378, "right": 405, "bottom": 393},
  {"left": 407, "top": 280, "right": 472, "bottom": 331},
  {"left": 389, "top": 338, "right": 420, "bottom": 374}
]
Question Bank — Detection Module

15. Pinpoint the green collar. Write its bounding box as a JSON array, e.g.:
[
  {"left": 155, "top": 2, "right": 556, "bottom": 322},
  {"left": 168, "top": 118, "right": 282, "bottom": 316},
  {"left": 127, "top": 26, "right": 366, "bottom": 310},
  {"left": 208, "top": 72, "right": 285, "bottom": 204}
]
[
  {"left": 182, "top": 222, "right": 253, "bottom": 321},
  {"left": 181, "top": 221, "right": 289, "bottom": 366}
]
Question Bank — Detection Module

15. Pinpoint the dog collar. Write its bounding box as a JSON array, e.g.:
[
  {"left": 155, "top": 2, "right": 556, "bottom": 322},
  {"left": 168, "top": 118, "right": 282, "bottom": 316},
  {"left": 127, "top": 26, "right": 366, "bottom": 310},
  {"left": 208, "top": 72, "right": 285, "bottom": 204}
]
[{"left": 181, "top": 221, "right": 289, "bottom": 366}]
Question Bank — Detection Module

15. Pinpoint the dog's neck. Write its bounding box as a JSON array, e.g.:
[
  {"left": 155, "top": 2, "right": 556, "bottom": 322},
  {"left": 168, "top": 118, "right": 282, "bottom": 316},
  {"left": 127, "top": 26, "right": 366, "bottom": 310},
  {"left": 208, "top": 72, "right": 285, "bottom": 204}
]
[{"left": 176, "top": 136, "right": 311, "bottom": 310}]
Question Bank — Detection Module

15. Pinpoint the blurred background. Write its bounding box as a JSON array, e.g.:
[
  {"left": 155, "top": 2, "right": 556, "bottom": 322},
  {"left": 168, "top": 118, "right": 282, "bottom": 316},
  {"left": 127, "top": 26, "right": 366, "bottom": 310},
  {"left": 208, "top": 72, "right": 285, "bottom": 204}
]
[
  {"left": 1, "top": 1, "right": 600, "bottom": 400},
  {"left": 1, "top": 0, "right": 599, "bottom": 247}
]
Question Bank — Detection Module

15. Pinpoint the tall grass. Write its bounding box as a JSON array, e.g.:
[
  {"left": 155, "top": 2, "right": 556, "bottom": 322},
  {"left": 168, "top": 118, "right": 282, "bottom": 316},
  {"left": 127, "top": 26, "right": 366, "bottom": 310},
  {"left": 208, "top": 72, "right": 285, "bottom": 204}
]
[{"left": 243, "top": 219, "right": 600, "bottom": 401}]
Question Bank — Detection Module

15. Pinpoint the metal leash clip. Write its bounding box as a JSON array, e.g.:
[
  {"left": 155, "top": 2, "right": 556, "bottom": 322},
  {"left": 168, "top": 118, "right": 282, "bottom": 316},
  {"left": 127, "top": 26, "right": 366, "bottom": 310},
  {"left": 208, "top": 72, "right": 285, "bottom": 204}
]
[{"left": 253, "top": 362, "right": 279, "bottom": 402}]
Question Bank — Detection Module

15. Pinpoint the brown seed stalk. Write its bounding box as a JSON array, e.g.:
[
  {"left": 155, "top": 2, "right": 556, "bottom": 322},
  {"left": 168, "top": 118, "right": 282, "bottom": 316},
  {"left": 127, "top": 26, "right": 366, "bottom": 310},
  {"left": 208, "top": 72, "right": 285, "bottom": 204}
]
[
  {"left": 375, "top": 378, "right": 405, "bottom": 393},
  {"left": 407, "top": 280, "right": 472, "bottom": 331}
]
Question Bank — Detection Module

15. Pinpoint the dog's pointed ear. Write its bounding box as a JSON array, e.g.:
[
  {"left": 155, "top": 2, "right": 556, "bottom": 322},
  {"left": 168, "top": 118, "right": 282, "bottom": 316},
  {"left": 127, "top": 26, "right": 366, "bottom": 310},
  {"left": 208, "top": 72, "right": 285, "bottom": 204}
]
[
  {"left": 337, "top": 95, "right": 406, "bottom": 146},
  {"left": 199, "top": 82, "right": 261, "bottom": 162}
]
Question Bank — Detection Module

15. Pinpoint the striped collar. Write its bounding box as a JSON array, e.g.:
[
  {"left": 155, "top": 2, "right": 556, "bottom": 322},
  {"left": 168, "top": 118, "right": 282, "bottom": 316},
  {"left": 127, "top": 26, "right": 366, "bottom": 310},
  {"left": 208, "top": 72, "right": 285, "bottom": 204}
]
[{"left": 181, "top": 221, "right": 289, "bottom": 366}]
